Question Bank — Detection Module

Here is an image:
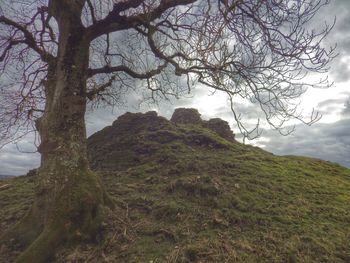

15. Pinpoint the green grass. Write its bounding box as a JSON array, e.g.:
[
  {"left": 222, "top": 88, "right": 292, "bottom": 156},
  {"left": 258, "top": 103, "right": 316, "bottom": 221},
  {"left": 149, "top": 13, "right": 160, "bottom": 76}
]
[
  {"left": 1, "top": 116, "right": 350, "bottom": 262},
  {"left": 0, "top": 176, "right": 34, "bottom": 237},
  {"left": 95, "top": 151, "right": 350, "bottom": 263}
]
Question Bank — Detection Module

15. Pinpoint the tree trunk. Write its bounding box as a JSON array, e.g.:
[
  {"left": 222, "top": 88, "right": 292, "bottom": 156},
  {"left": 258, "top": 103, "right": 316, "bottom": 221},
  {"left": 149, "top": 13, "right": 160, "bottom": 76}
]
[{"left": 2, "top": 3, "right": 109, "bottom": 262}]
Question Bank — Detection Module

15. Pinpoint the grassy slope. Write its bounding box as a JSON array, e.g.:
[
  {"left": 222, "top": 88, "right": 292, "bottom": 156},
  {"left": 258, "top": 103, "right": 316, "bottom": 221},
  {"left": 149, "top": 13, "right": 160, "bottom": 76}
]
[{"left": 1, "top": 121, "right": 349, "bottom": 262}]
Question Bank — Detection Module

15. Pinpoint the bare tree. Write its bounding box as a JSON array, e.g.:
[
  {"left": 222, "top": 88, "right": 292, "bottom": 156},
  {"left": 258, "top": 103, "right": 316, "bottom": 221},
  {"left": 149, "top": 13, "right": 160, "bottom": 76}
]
[{"left": 0, "top": 0, "right": 335, "bottom": 262}]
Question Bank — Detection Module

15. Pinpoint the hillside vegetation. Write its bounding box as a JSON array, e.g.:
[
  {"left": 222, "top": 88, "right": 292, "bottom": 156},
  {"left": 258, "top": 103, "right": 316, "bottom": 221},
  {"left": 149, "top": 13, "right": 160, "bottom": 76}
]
[{"left": 1, "top": 109, "right": 350, "bottom": 263}]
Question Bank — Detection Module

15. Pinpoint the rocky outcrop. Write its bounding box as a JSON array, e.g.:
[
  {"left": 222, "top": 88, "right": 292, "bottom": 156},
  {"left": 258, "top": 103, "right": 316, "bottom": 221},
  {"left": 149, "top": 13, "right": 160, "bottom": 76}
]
[
  {"left": 87, "top": 111, "right": 172, "bottom": 171},
  {"left": 203, "top": 118, "right": 235, "bottom": 142},
  {"left": 87, "top": 109, "right": 235, "bottom": 171},
  {"left": 170, "top": 108, "right": 235, "bottom": 141},
  {"left": 170, "top": 108, "right": 202, "bottom": 125},
  {"left": 110, "top": 111, "right": 170, "bottom": 135}
]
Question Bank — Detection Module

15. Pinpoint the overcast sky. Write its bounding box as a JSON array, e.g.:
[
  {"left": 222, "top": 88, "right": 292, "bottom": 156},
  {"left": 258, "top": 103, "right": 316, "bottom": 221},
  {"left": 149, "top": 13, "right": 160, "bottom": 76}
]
[{"left": 0, "top": 0, "right": 349, "bottom": 175}]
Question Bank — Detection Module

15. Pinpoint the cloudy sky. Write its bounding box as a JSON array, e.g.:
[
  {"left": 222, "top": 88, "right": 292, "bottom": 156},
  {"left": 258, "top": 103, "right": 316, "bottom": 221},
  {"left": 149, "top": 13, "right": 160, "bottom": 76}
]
[{"left": 0, "top": 0, "right": 349, "bottom": 175}]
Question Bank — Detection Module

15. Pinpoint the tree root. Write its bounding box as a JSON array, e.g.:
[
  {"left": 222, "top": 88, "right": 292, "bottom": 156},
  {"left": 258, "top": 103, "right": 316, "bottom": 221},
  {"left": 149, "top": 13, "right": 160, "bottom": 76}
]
[
  {"left": 1, "top": 170, "right": 113, "bottom": 263},
  {"left": 14, "top": 223, "right": 65, "bottom": 263},
  {"left": 5, "top": 201, "right": 106, "bottom": 263}
]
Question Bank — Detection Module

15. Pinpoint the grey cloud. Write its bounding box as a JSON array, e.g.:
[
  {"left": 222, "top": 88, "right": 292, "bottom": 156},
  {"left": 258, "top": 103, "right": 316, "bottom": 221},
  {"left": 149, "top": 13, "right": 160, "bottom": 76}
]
[
  {"left": 211, "top": 107, "right": 235, "bottom": 121},
  {"left": 144, "top": 87, "right": 232, "bottom": 120},
  {"left": 316, "top": 97, "right": 348, "bottom": 116},
  {"left": 259, "top": 119, "right": 350, "bottom": 168},
  {"left": 330, "top": 58, "right": 350, "bottom": 83},
  {"left": 317, "top": 98, "right": 345, "bottom": 108},
  {"left": 330, "top": 1, "right": 350, "bottom": 35},
  {"left": 211, "top": 102, "right": 266, "bottom": 123},
  {"left": 342, "top": 100, "right": 350, "bottom": 118},
  {"left": 86, "top": 107, "right": 129, "bottom": 136},
  {"left": 316, "top": 0, "right": 350, "bottom": 82},
  {"left": 0, "top": 141, "right": 40, "bottom": 176}
]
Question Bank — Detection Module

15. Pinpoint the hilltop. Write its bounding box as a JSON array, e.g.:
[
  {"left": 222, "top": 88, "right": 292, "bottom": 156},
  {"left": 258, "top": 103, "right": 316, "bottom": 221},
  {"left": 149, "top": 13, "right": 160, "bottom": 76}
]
[
  {"left": 87, "top": 108, "right": 237, "bottom": 172},
  {"left": 1, "top": 109, "right": 350, "bottom": 262}
]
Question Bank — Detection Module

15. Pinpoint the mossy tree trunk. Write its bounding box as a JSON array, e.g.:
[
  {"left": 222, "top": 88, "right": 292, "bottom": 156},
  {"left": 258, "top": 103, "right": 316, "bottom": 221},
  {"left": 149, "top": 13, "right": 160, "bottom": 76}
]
[{"left": 2, "top": 2, "right": 107, "bottom": 262}]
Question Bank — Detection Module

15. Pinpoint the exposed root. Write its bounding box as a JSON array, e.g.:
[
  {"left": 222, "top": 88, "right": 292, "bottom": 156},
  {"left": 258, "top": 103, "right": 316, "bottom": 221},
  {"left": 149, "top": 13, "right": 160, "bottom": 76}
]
[
  {"left": 14, "top": 223, "right": 65, "bottom": 263},
  {"left": 8, "top": 200, "right": 106, "bottom": 263},
  {"left": 1, "top": 169, "right": 110, "bottom": 263}
]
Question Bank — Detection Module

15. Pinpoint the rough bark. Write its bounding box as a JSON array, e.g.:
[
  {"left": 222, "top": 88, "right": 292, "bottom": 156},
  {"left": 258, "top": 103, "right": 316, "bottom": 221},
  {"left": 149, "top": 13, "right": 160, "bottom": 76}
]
[{"left": 1, "top": 2, "right": 108, "bottom": 262}]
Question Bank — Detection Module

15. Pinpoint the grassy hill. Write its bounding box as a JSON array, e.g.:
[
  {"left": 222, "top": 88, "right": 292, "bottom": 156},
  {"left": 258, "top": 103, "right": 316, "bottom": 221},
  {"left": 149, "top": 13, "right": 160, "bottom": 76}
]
[
  {"left": 0, "top": 175, "right": 14, "bottom": 179},
  {"left": 1, "top": 110, "right": 350, "bottom": 262}
]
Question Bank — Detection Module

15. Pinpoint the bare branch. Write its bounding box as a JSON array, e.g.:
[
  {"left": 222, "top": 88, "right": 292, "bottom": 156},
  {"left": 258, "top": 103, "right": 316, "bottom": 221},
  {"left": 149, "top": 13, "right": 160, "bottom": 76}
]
[
  {"left": 86, "top": 0, "right": 97, "bottom": 24},
  {"left": 0, "top": 0, "right": 336, "bottom": 145},
  {"left": 0, "top": 39, "right": 26, "bottom": 62},
  {"left": 86, "top": 0, "right": 197, "bottom": 39},
  {"left": 86, "top": 75, "right": 116, "bottom": 100},
  {"left": 0, "top": 15, "right": 55, "bottom": 62},
  {"left": 88, "top": 63, "right": 167, "bottom": 78}
]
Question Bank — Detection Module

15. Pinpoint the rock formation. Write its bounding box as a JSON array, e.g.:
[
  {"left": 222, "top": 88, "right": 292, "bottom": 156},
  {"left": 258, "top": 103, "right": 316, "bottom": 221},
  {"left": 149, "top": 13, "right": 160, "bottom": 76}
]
[
  {"left": 87, "top": 108, "right": 235, "bottom": 171},
  {"left": 170, "top": 108, "right": 235, "bottom": 141},
  {"left": 110, "top": 111, "right": 170, "bottom": 134},
  {"left": 170, "top": 108, "right": 202, "bottom": 125},
  {"left": 203, "top": 118, "right": 235, "bottom": 142}
]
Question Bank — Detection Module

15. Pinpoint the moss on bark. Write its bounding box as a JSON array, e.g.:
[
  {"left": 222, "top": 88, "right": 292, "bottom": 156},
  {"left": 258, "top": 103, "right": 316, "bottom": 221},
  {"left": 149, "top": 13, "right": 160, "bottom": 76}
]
[{"left": 0, "top": 169, "right": 108, "bottom": 263}]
